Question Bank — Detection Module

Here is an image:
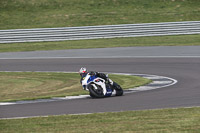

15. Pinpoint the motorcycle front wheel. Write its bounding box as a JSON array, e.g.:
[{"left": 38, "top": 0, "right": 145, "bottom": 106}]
[{"left": 88, "top": 84, "right": 105, "bottom": 98}]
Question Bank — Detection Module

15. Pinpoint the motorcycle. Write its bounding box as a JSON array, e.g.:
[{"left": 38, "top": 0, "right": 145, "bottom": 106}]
[{"left": 81, "top": 73, "right": 123, "bottom": 98}]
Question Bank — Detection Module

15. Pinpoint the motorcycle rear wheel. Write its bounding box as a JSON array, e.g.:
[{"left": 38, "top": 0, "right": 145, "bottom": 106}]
[{"left": 113, "top": 82, "right": 123, "bottom": 96}]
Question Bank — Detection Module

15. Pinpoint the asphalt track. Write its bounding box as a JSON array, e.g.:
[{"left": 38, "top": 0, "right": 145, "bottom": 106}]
[{"left": 0, "top": 46, "right": 200, "bottom": 119}]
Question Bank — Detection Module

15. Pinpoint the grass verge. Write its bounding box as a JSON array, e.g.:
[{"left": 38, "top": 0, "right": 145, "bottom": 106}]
[
  {"left": 0, "top": 34, "right": 200, "bottom": 52},
  {"left": 0, "top": 72, "right": 151, "bottom": 102},
  {"left": 0, "top": 0, "right": 200, "bottom": 30},
  {"left": 0, "top": 107, "right": 200, "bottom": 132}
]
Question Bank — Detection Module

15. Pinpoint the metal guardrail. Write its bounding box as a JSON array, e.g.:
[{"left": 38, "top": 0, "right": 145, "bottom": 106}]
[{"left": 0, "top": 21, "right": 200, "bottom": 43}]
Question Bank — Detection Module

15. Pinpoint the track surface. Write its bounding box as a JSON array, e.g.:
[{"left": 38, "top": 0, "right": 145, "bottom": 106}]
[{"left": 0, "top": 46, "right": 200, "bottom": 119}]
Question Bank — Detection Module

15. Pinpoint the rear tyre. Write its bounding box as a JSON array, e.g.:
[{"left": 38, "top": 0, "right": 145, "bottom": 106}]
[
  {"left": 116, "top": 89, "right": 123, "bottom": 96},
  {"left": 113, "top": 82, "right": 123, "bottom": 96}
]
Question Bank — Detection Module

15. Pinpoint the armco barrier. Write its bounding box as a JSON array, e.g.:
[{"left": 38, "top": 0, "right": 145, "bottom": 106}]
[{"left": 0, "top": 21, "right": 200, "bottom": 43}]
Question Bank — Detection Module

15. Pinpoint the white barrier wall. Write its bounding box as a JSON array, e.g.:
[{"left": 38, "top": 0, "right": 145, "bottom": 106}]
[{"left": 0, "top": 21, "right": 200, "bottom": 43}]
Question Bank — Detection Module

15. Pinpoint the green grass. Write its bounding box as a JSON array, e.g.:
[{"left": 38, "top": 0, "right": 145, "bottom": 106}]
[
  {"left": 0, "top": 72, "right": 151, "bottom": 102},
  {"left": 0, "top": 0, "right": 200, "bottom": 30},
  {"left": 0, "top": 0, "right": 199, "bottom": 52},
  {"left": 0, "top": 107, "right": 200, "bottom": 132},
  {"left": 0, "top": 34, "right": 200, "bottom": 52}
]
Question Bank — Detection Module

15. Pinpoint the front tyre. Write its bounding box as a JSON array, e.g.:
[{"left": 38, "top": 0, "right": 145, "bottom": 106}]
[{"left": 88, "top": 84, "right": 104, "bottom": 98}]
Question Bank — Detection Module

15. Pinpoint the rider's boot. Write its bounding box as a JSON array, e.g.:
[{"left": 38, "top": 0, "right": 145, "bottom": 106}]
[
  {"left": 108, "top": 78, "right": 122, "bottom": 91},
  {"left": 108, "top": 78, "right": 114, "bottom": 85}
]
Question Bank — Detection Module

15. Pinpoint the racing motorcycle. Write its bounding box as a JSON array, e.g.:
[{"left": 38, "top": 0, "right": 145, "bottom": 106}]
[{"left": 81, "top": 73, "right": 123, "bottom": 98}]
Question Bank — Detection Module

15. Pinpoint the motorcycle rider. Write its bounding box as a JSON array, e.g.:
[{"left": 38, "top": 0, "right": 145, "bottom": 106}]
[{"left": 79, "top": 67, "right": 121, "bottom": 92}]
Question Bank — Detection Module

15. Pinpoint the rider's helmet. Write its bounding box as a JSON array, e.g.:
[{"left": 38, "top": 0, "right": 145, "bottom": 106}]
[{"left": 79, "top": 67, "right": 87, "bottom": 76}]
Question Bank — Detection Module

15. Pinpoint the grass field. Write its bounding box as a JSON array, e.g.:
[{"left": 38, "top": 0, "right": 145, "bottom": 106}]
[
  {"left": 0, "top": 72, "right": 151, "bottom": 102},
  {"left": 0, "top": 0, "right": 200, "bottom": 52},
  {"left": 0, "top": 107, "right": 200, "bottom": 132},
  {"left": 0, "top": 34, "right": 200, "bottom": 52},
  {"left": 0, "top": 0, "right": 200, "bottom": 30}
]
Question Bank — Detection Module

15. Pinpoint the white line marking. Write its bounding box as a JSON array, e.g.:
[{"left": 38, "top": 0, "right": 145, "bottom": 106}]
[
  {"left": 149, "top": 81, "right": 173, "bottom": 85},
  {"left": 144, "top": 76, "right": 168, "bottom": 80},
  {"left": 55, "top": 95, "right": 90, "bottom": 100},
  {"left": 0, "top": 102, "right": 15, "bottom": 105},
  {"left": 0, "top": 56, "right": 200, "bottom": 60}
]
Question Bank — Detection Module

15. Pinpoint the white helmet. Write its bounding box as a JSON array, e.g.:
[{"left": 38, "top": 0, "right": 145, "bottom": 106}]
[{"left": 79, "top": 67, "right": 87, "bottom": 74}]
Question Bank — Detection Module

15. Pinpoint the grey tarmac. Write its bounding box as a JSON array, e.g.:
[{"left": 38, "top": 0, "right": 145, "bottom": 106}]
[
  {"left": 0, "top": 46, "right": 200, "bottom": 119},
  {"left": 0, "top": 46, "right": 200, "bottom": 59}
]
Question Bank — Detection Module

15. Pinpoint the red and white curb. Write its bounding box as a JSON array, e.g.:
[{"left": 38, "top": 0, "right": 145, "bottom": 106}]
[{"left": 0, "top": 72, "right": 177, "bottom": 106}]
